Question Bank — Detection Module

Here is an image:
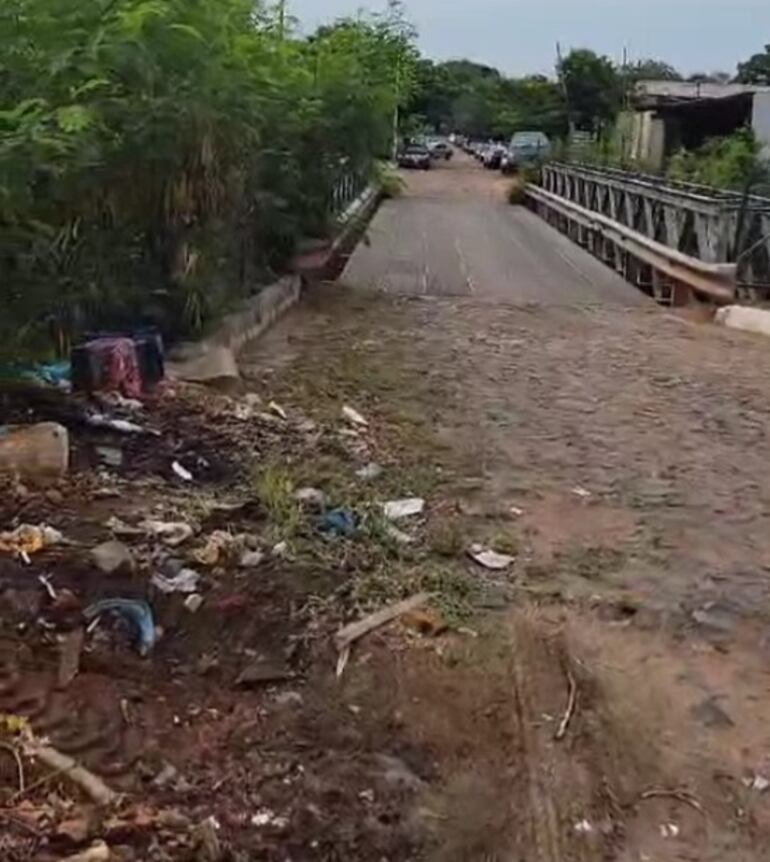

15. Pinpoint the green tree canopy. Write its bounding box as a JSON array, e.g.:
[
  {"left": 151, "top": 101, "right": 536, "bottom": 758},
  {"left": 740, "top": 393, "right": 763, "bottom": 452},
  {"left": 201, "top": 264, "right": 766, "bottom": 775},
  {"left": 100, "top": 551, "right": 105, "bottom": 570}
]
[
  {"left": 559, "top": 48, "right": 621, "bottom": 133},
  {"left": 737, "top": 44, "right": 770, "bottom": 85}
]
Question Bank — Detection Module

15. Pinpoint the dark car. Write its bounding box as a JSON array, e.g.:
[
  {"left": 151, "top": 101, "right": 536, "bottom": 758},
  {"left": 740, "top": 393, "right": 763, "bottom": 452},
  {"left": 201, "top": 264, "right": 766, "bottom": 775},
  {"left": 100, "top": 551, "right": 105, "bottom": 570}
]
[{"left": 398, "top": 145, "right": 432, "bottom": 170}]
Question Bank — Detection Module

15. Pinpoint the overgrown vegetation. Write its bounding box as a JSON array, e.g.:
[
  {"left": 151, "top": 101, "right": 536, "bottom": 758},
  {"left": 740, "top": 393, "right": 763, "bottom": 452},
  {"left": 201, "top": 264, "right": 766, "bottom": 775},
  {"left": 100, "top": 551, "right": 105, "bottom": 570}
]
[
  {"left": 667, "top": 129, "right": 769, "bottom": 191},
  {"left": 0, "top": 0, "right": 417, "bottom": 355}
]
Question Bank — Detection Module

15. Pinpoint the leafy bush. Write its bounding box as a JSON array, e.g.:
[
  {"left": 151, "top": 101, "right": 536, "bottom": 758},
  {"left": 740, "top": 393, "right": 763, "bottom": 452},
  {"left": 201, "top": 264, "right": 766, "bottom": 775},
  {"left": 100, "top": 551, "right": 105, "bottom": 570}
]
[
  {"left": 667, "top": 129, "right": 767, "bottom": 191},
  {"left": 0, "top": 0, "right": 417, "bottom": 355}
]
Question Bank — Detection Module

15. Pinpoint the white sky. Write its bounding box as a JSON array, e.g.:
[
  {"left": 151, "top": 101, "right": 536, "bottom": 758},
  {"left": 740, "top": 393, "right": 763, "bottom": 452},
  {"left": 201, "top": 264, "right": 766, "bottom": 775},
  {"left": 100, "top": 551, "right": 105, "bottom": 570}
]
[{"left": 288, "top": 0, "right": 769, "bottom": 78}]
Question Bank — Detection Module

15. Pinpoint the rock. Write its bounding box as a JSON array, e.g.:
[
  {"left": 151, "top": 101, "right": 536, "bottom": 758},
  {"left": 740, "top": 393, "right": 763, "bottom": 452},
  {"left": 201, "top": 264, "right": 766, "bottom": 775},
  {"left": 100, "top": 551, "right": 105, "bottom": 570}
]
[
  {"left": 691, "top": 696, "right": 734, "bottom": 729},
  {"left": 0, "top": 422, "right": 69, "bottom": 483},
  {"left": 46, "top": 488, "right": 65, "bottom": 506},
  {"left": 158, "top": 809, "right": 192, "bottom": 831},
  {"left": 59, "top": 843, "right": 110, "bottom": 862},
  {"left": 356, "top": 462, "right": 383, "bottom": 481},
  {"left": 375, "top": 754, "right": 425, "bottom": 792},
  {"left": 91, "top": 540, "right": 135, "bottom": 575},
  {"left": 172, "top": 346, "right": 239, "bottom": 385},
  {"left": 295, "top": 487, "right": 326, "bottom": 510},
  {"left": 56, "top": 815, "right": 92, "bottom": 843},
  {"left": 274, "top": 690, "right": 304, "bottom": 707},
  {"left": 235, "top": 660, "right": 292, "bottom": 688},
  {"left": 239, "top": 550, "right": 265, "bottom": 568}
]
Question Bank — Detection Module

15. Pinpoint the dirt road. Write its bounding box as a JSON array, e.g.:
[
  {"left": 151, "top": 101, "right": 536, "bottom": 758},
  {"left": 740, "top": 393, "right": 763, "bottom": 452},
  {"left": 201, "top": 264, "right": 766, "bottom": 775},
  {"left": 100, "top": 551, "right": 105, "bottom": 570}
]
[
  {"left": 344, "top": 153, "right": 647, "bottom": 304},
  {"left": 5, "top": 155, "right": 770, "bottom": 861},
  {"left": 238, "top": 159, "right": 770, "bottom": 859}
]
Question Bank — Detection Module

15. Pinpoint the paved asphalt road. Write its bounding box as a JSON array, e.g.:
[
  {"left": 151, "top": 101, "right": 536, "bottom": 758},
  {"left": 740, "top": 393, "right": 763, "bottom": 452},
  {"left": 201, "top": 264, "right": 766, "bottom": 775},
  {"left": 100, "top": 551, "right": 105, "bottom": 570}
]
[{"left": 343, "top": 153, "right": 648, "bottom": 305}]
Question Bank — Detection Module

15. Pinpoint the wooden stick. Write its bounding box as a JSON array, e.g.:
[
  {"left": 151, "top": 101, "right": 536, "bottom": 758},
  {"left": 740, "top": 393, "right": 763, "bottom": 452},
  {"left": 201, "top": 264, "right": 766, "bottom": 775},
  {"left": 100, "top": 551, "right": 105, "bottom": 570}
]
[
  {"left": 22, "top": 740, "right": 117, "bottom": 806},
  {"left": 554, "top": 669, "right": 577, "bottom": 741},
  {"left": 640, "top": 787, "right": 704, "bottom": 815},
  {"left": 334, "top": 592, "right": 431, "bottom": 677}
]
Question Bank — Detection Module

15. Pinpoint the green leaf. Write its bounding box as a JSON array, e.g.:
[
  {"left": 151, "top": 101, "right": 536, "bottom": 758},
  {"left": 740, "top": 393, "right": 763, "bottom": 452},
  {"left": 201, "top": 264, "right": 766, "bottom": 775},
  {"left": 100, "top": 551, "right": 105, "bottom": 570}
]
[
  {"left": 55, "top": 105, "right": 94, "bottom": 133},
  {"left": 169, "top": 23, "right": 206, "bottom": 42}
]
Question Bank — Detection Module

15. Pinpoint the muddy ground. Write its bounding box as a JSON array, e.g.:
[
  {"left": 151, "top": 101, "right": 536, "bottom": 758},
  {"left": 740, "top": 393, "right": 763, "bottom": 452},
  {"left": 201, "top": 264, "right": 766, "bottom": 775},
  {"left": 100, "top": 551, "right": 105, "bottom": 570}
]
[{"left": 4, "top": 162, "right": 770, "bottom": 862}]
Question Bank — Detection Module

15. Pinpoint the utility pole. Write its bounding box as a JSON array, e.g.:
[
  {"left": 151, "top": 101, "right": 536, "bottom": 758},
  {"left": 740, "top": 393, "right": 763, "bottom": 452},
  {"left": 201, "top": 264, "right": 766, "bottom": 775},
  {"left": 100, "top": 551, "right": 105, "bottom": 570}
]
[
  {"left": 277, "top": 0, "right": 286, "bottom": 41},
  {"left": 392, "top": 59, "right": 401, "bottom": 161}
]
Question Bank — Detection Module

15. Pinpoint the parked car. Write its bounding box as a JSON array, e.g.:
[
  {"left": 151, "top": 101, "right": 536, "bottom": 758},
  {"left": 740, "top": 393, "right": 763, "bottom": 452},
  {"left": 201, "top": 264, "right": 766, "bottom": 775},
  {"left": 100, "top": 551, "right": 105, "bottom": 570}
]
[
  {"left": 501, "top": 131, "right": 551, "bottom": 174},
  {"left": 428, "top": 140, "right": 453, "bottom": 160},
  {"left": 398, "top": 145, "right": 432, "bottom": 170},
  {"left": 483, "top": 144, "right": 506, "bottom": 170}
]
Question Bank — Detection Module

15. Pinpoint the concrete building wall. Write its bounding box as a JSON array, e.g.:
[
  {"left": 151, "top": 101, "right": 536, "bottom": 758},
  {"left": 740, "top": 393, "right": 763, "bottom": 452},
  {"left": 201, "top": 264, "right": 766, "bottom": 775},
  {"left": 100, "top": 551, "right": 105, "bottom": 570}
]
[
  {"left": 624, "top": 110, "right": 667, "bottom": 170},
  {"left": 752, "top": 92, "right": 770, "bottom": 158}
]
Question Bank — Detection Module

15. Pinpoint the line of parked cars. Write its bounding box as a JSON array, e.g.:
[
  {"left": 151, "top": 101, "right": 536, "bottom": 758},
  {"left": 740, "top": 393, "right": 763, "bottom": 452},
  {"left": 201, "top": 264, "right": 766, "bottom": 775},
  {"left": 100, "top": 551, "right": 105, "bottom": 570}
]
[
  {"left": 462, "top": 131, "right": 551, "bottom": 175},
  {"left": 397, "top": 137, "right": 454, "bottom": 170}
]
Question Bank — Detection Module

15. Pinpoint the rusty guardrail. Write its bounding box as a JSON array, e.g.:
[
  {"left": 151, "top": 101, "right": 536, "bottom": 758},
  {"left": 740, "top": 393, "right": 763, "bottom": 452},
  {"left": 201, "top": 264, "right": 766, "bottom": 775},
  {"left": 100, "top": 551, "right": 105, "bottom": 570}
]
[{"left": 526, "top": 183, "right": 736, "bottom": 303}]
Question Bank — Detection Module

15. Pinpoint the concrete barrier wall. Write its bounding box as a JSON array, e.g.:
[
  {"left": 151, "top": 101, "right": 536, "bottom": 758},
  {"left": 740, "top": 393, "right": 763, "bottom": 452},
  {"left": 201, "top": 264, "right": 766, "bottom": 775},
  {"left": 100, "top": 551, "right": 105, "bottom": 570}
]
[{"left": 169, "top": 182, "right": 379, "bottom": 382}]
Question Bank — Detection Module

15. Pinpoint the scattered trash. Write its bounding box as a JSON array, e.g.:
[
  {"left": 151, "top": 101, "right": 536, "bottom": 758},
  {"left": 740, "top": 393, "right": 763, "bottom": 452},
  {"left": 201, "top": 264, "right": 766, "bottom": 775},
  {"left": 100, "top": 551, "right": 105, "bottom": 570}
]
[
  {"left": 96, "top": 392, "right": 143, "bottom": 412},
  {"left": 572, "top": 486, "right": 591, "bottom": 499},
  {"left": 573, "top": 820, "right": 593, "bottom": 834},
  {"left": 184, "top": 593, "right": 204, "bottom": 613},
  {"left": 272, "top": 540, "right": 289, "bottom": 557},
  {"left": 468, "top": 544, "right": 514, "bottom": 571},
  {"left": 86, "top": 412, "right": 159, "bottom": 436},
  {"left": 83, "top": 598, "right": 156, "bottom": 655},
  {"left": 151, "top": 568, "right": 201, "bottom": 594},
  {"left": 240, "top": 550, "right": 265, "bottom": 568},
  {"left": 342, "top": 405, "right": 369, "bottom": 428},
  {"left": 384, "top": 523, "right": 414, "bottom": 544},
  {"left": 356, "top": 462, "right": 383, "bottom": 480},
  {"left": 95, "top": 445, "right": 123, "bottom": 468},
  {"left": 140, "top": 519, "right": 194, "bottom": 547},
  {"left": 193, "top": 530, "right": 240, "bottom": 565},
  {"left": 359, "top": 788, "right": 375, "bottom": 803},
  {"left": 745, "top": 774, "right": 770, "bottom": 792},
  {"left": 38, "top": 573, "right": 57, "bottom": 600},
  {"left": 57, "top": 627, "right": 85, "bottom": 688},
  {"left": 268, "top": 400, "right": 288, "bottom": 420},
  {"left": 660, "top": 823, "right": 680, "bottom": 839},
  {"left": 335, "top": 592, "right": 431, "bottom": 677},
  {"left": 91, "top": 540, "right": 135, "bottom": 575},
  {"left": 107, "top": 516, "right": 144, "bottom": 537},
  {"left": 319, "top": 508, "right": 358, "bottom": 537},
  {"left": 22, "top": 359, "right": 72, "bottom": 390},
  {"left": 0, "top": 421, "right": 69, "bottom": 483},
  {"left": 509, "top": 506, "right": 524, "bottom": 517},
  {"left": 383, "top": 497, "right": 425, "bottom": 520},
  {"left": 251, "top": 808, "right": 289, "bottom": 829},
  {"left": 172, "top": 460, "right": 194, "bottom": 482},
  {"left": 401, "top": 608, "right": 448, "bottom": 637},
  {"left": 0, "top": 523, "right": 64, "bottom": 560},
  {"left": 296, "top": 487, "right": 326, "bottom": 509},
  {"left": 235, "top": 660, "right": 293, "bottom": 688}
]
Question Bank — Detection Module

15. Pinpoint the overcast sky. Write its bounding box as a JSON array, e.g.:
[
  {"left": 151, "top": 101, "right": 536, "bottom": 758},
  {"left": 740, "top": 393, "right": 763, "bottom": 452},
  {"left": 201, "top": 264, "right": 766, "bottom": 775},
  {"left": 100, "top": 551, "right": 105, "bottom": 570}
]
[{"left": 288, "top": 0, "right": 768, "bottom": 78}]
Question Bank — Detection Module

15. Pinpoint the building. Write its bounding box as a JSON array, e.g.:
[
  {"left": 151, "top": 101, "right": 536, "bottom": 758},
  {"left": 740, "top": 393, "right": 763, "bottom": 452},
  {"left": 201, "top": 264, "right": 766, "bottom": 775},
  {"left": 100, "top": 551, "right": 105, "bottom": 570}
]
[{"left": 623, "top": 80, "right": 770, "bottom": 170}]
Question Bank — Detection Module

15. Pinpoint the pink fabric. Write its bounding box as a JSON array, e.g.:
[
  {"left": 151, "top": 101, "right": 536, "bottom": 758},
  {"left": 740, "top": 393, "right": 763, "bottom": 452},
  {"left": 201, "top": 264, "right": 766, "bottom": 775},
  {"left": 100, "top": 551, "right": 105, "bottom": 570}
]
[{"left": 88, "top": 338, "right": 142, "bottom": 399}]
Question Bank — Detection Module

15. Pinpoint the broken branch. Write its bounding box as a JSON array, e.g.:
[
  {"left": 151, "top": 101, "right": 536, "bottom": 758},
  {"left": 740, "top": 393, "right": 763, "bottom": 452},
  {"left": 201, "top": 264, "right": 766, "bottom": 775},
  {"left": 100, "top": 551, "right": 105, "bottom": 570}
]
[
  {"left": 554, "top": 669, "right": 577, "bottom": 741},
  {"left": 0, "top": 741, "right": 25, "bottom": 793},
  {"left": 22, "top": 740, "right": 117, "bottom": 806}
]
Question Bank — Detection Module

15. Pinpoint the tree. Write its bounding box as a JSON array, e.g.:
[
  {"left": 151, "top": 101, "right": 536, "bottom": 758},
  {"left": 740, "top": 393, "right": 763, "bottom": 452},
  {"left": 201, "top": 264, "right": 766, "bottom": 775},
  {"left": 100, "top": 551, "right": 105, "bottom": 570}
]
[
  {"left": 737, "top": 44, "right": 770, "bottom": 85},
  {"left": 559, "top": 49, "right": 621, "bottom": 133},
  {"left": 629, "top": 59, "right": 681, "bottom": 82}
]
